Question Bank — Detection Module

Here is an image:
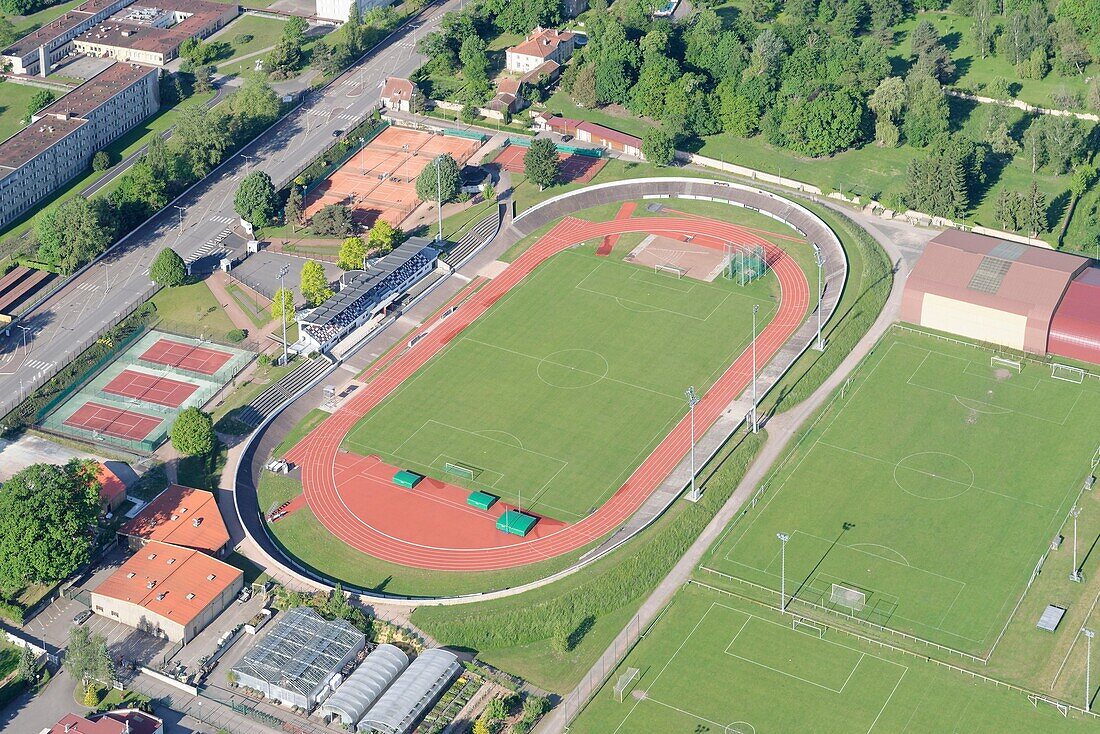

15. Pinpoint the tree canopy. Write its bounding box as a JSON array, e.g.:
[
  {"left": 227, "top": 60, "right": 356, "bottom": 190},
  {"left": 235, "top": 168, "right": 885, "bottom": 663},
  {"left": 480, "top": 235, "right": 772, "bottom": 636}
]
[
  {"left": 312, "top": 203, "right": 355, "bottom": 236},
  {"left": 234, "top": 171, "right": 279, "bottom": 229},
  {"left": 300, "top": 260, "right": 333, "bottom": 306},
  {"left": 150, "top": 247, "right": 186, "bottom": 286},
  {"left": 415, "top": 154, "right": 461, "bottom": 203},
  {"left": 337, "top": 236, "right": 367, "bottom": 270},
  {"left": 170, "top": 407, "right": 216, "bottom": 456},
  {"left": 524, "top": 138, "right": 560, "bottom": 190}
]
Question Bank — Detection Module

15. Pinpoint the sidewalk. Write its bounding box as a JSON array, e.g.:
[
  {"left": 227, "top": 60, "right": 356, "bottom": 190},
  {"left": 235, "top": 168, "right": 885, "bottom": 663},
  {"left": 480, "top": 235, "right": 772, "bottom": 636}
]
[{"left": 206, "top": 271, "right": 281, "bottom": 345}]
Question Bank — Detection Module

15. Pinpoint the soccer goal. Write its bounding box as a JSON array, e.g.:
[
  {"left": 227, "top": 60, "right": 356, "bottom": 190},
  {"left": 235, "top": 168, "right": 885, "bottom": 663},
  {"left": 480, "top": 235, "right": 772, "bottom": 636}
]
[
  {"left": 792, "top": 617, "right": 826, "bottom": 638},
  {"left": 654, "top": 263, "right": 687, "bottom": 279},
  {"left": 442, "top": 462, "right": 481, "bottom": 481},
  {"left": 990, "top": 355, "right": 1022, "bottom": 373},
  {"left": 614, "top": 667, "right": 640, "bottom": 702},
  {"left": 1051, "top": 363, "right": 1086, "bottom": 384},
  {"left": 1028, "top": 694, "right": 1069, "bottom": 717},
  {"left": 830, "top": 584, "right": 867, "bottom": 613}
]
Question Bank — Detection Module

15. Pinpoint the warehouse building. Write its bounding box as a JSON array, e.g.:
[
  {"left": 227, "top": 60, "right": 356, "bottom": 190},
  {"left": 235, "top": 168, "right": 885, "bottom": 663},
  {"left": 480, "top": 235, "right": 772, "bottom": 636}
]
[
  {"left": 89, "top": 540, "right": 242, "bottom": 642},
  {"left": 232, "top": 606, "right": 366, "bottom": 710},
  {"left": 72, "top": 0, "right": 238, "bottom": 66},
  {"left": 120, "top": 484, "right": 231, "bottom": 556},
  {"left": 0, "top": 62, "right": 159, "bottom": 229},
  {"left": 901, "top": 231, "right": 1087, "bottom": 353},
  {"left": 1048, "top": 267, "right": 1100, "bottom": 365}
]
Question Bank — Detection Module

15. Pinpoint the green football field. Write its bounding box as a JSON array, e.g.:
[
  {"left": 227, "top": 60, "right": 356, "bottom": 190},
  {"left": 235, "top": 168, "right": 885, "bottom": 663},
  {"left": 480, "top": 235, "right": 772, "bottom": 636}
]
[
  {"left": 572, "top": 584, "right": 1098, "bottom": 733},
  {"left": 703, "top": 329, "right": 1100, "bottom": 656},
  {"left": 343, "top": 247, "right": 777, "bottom": 521}
]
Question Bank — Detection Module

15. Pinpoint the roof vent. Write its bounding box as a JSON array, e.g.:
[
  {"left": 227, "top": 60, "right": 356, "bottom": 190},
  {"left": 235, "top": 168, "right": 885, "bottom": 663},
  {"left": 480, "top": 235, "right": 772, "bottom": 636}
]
[
  {"left": 126, "top": 572, "right": 135, "bottom": 579},
  {"left": 186, "top": 593, "right": 195, "bottom": 600},
  {"left": 148, "top": 553, "right": 157, "bottom": 560},
  {"left": 146, "top": 580, "right": 156, "bottom": 589},
  {"left": 156, "top": 592, "right": 166, "bottom": 601},
  {"left": 170, "top": 514, "right": 178, "bottom": 521},
  {"left": 192, "top": 517, "right": 202, "bottom": 527},
  {"left": 207, "top": 573, "right": 216, "bottom": 581},
  {"left": 166, "top": 558, "right": 176, "bottom": 565}
]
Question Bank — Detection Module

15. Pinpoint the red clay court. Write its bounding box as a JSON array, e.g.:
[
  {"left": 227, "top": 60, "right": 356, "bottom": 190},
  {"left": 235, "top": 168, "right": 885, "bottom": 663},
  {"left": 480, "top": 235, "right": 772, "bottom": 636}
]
[
  {"left": 103, "top": 369, "right": 200, "bottom": 408},
  {"left": 494, "top": 144, "right": 607, "bottom": 184},
  {"left": 286, "top": 213, "right": 810, "bottom": 571},
  {"left": 139, "top": 338, "right": 234, "bottom": 376},
  {"left": 64, "top": 402, "right": 163, "bottom": 441}
]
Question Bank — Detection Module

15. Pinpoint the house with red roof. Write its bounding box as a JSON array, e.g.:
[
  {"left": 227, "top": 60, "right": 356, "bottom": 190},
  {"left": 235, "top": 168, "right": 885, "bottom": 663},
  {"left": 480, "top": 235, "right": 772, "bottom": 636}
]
[
  {"left": 44, "top": 709, "right": 163, "bottom": 734},
  {"left": 505, "top": 27, "right": 575, "bottom": 74}
]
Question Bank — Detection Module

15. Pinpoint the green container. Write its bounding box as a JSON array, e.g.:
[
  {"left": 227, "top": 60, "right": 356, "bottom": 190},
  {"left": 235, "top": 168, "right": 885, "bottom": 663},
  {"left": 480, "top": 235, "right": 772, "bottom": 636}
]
[
  {"left": 496, "top": 510, "right": 537, "bottom": 536},
  {"left": 393, "top": 469, "right": 424, "bottom": 489},
  {"left": 467, "top": 491, "right": 498, "bottom": 510}
]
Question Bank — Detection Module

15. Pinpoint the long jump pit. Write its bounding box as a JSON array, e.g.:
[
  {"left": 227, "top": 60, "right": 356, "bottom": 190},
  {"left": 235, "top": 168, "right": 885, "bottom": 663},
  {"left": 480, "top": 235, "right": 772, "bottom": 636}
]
[
  {"left": 303, "top": 125, "right": 483, "bottom": 228},
  {"left": 285, "top": 212, "right": 811, "bottom": 572}
]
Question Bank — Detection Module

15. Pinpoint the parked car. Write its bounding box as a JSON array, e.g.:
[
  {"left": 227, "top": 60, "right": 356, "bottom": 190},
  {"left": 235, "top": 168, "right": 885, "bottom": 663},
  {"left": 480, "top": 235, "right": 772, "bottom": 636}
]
[
  {"left": 236, "top": 587, "right": 252, "bottom": 604},
  {"left": 73, "top": 609, "right": 94, "bottom": 625},
  {"left": 332, "top": 129, "right": 344, "bottom": 138}
]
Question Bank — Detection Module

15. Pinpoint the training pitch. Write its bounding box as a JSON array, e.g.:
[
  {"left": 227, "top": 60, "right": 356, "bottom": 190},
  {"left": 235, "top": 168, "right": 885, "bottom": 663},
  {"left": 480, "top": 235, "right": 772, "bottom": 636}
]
[
  {"left": 342, "top": 246, "right": 777, "bottom": 521},
  {"left": 572, "top": 584, "right": 1098, "bottom": 733},
  {"left": 703, "top": 328, "right": 1100, "bottom": 656}
]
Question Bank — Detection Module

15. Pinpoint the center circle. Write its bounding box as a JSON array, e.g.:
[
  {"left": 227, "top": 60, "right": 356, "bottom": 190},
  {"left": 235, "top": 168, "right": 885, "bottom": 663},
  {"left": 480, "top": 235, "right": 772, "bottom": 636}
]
[
  {"left": 893, "top": 452, "right": 975, "bottom": 500},
  {"left": 536, "top": 349, "right": 609, "bottom": 389}
]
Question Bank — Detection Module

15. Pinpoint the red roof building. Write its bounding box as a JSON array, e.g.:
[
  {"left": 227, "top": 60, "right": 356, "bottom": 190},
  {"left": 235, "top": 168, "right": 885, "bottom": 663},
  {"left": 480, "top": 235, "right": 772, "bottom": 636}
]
[
  {"left": 96, "top": 463, "right": 126, "bottom": 511},
  {"left": 380, "top": 77, "right": 415, "bottom": 112},
  {"left": 47, "top": 709, "right": 163, "bottom": 734},
  {"left": 120, "top": 484, "right": 230, "bottom": 556},
  {"left": 505, "top": 27, "right": 575, "bottom": 73},
  {"left": 1048, "top": 267, "right": 1100, "bottom": 365}
]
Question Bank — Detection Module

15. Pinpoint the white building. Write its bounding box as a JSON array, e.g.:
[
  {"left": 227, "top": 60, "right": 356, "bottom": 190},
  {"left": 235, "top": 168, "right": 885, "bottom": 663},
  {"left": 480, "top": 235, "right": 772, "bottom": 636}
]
[
  {"left": 505, "top": 27, "right": 575, "bottom": 74},
  {"left": 315, "top": 0, "right": 394, "bottom": 22}
]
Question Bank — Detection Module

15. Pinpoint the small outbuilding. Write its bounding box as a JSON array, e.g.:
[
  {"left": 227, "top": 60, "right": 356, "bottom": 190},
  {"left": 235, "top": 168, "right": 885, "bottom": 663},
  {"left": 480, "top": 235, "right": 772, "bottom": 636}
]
[{"left": 321, "top": 643, "right": 410, "bottom": 726}]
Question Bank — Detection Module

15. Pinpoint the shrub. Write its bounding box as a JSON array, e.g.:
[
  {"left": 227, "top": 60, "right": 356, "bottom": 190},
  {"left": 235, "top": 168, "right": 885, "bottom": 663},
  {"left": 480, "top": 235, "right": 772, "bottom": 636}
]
[
  {"left": 170, "top": 407, "right": 215, "bottom": 456},
  {"left": 149, "top": 247, "right": 186, "bottom": 286},
  {"left": 257, "top": 354, "right": 272, "bottom": 367},
  {"left": 227, "top": 328, "right": 247, "bottom": 343},
  {"left": 92, "top": 151, "right": 111, "bottom": 171},
  {"left": 233, "top": 33, "right": 254, "bottom": 45}
]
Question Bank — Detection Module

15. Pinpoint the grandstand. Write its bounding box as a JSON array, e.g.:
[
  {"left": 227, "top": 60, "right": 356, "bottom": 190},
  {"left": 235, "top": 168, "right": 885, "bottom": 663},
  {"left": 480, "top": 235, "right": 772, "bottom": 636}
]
[{"left": 300, "top": 239, "right": 439, "bottom": 351}]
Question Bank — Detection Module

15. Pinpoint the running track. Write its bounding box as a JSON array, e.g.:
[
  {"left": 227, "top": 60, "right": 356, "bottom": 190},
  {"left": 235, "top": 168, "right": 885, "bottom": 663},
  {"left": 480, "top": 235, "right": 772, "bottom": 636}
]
[{"left": 285, "top": 216, "right": 810, "bottom": 570}]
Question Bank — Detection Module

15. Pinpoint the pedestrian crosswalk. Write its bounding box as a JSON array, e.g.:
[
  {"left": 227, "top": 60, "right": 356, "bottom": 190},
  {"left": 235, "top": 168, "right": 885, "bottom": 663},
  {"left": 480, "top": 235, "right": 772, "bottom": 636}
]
[
  {"left": 25, "top": 358, "right": 51, "bottom": 371},
  {"left": 305, "top": 108, "right": 361, "bottom": 124},
  {"left": 76, "top": 281, "right": 101, "bottom": 292},
  {"left": 210, "top": 215, "right": 236, "bottom": 225},
  {"left": 186, "top": 225, "right": 233, "bottom": 264}
]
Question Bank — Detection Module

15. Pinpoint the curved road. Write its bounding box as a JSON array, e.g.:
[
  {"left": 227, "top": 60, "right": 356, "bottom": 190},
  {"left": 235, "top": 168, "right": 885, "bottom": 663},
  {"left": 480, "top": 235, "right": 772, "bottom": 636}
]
[{"left": 284, "top": 215, "right": 810, "bottom": 570}]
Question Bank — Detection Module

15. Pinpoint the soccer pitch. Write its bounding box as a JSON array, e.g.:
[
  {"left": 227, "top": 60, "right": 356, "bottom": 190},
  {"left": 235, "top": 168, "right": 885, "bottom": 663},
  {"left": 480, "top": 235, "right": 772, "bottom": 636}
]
[
  {"left": 342, "top": 247, "right": 777, "bottom": 521},
  {"left": 703, "top": 328, "right": 1100, "bottom": 656},
  {"left": 571, "top": 584, "right": 1098, "bottom": 733}
]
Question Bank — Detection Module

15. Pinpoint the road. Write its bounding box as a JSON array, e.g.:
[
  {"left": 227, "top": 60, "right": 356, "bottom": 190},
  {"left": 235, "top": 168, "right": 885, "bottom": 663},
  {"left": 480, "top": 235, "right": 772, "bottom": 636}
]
[{"left": 0, "top": 0, "right": 458, "bottom": 418}]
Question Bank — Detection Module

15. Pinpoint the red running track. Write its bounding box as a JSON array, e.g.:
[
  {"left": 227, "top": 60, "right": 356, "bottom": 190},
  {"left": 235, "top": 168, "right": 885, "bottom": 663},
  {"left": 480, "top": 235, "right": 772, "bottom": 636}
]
[{"left": 286, "top": 216, "right": 809, "bottom": 570}]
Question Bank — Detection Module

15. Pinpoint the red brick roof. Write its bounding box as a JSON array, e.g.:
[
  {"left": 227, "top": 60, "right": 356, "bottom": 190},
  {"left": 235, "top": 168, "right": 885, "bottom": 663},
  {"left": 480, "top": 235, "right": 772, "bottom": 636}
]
[
  {"left": 507, "top": 27, "right": 574, "bottom": 60},
  {"left": 96, "top": 463, "right": 126, "bottom": 508},
  {"left": 382, "top": 77, "right": 414, "bottom": 100},
  {"left": 576, "top": 120, "right": 641, "bottom": 147},
  {"left": 121, "top": 484, "right": 229, "bottom": 554},
  {"left": 49, "top": 709, "right": 162, "bottom": 734}
]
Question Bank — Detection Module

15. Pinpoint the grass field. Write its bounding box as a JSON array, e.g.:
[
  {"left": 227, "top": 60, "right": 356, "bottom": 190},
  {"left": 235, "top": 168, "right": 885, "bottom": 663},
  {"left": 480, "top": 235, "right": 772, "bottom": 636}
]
[
  {"left": 572, "top": 584, "right": 1099, "bottom": 733},
  {"left": 342, "top": 244, "right": 780, "bottom": 521},
  {"left": 0, "top": 82, "right": 42, "bottom": 144},
  {"left": 702, "top": 328, "right": 1100, "bottom": 656}
]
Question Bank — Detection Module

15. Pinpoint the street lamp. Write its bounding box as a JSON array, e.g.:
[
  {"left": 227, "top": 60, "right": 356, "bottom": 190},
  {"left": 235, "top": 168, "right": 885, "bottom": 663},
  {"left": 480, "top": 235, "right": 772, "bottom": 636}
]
[
  {"left": 16, "top": 324, "right": 30, "bottom": 354},
  {"left": 751, "top": 304, "right": 760, "bottom": 434},
  {"left": 685, "top": 386, "right": 700, "bottom": 502},
  {"left": 358, "top": 136, "right": 365, "bottom": 174},
  {"left": 172, "top": 205, "right": 185, "bottom": 234},
  {"left": 433, "top": 154, "right": 445, "bottom": 243},
  {"left": 1072, "top": 505, "right": 1083, "bottom": 582},
  {"left": 777, "top": 532, "right": 790, "bottom": 612},
  {"left": 277, "top": 265, "right": 289, "bottom": 366},
  {"left": 1085, "top": 628, "right": 1095, "bottom": 712},
  {"left": 812, "top": 243, "right": 826, "bottom": 351}
]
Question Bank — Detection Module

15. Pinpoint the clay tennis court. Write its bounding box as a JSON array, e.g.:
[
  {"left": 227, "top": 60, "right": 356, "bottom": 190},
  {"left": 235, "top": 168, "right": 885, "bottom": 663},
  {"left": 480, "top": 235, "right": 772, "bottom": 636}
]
[
  {"left": 494, "top": 144, "right": 607, "bottom": 184},
  {"left": 64, "top": 401, "right": 163, "bottom": 441},
  {"left": 139, "top": 338, "right": 234, "bottom": 376},
  {"left": 102, "top": 369, "right": 201, "bottom": 408},
  {"left": 304, "top": 126, "right": 483, "bottom": 227}
]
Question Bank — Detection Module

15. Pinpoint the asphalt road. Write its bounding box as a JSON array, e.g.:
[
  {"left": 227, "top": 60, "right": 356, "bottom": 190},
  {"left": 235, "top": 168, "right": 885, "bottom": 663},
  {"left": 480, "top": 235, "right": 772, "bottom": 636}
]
[{"left": 0, "top": 0, "right": 458, "bottom": 417}]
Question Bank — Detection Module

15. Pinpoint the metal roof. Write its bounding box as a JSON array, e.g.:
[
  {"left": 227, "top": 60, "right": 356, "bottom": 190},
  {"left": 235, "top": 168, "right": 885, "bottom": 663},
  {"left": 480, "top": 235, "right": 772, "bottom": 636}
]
[
  {"left": 357, "top": 648, "right": 460, "bottom": 734},
  {"left": 233, "top": 607, "right": 365, "bottom": 697},
  {"left": 322, "top": 644, "right": 409, "bottom": 725}
]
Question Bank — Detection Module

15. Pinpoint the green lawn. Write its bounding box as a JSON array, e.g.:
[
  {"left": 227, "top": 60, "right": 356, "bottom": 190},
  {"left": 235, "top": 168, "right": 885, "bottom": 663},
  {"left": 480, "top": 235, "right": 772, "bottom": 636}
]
[
  {"left": 0, "top": 83, "right": 42, "bottom": 143},
  {"left": 213, "top": 15, "right": 289, "bottom": 74},
  {"left": 150, "top": 280, "right": 238, "bottom": 339},
  {"left": 343, "top": 246, "right": 780, "bottom": 521},
  {"left": 701, "top": 328, "right": 1100, "bottom": 656},
  {"left": 10, "top": 0, "right": 84, "bottom": 36},
  {"left": 571, "top": 584, "right": 1100, "bottom": 733}
]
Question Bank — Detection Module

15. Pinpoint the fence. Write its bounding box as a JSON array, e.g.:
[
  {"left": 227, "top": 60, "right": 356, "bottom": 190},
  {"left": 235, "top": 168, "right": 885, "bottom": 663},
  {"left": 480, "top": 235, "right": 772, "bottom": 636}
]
[{"left": 298, "top": 119, "right": 391, "bottom": 199}]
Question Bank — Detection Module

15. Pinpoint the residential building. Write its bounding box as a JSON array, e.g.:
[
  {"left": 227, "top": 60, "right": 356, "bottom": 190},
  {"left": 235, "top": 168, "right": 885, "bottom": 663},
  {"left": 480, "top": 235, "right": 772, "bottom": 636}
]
[
  {"left": 1, "top": 0, "right": 132, "bottom": 76},
  {"left": 505, "top": 27, "right": 574, "bottom": 74},
  {"left": 315, "top": 0, "right": 395, "bottom": 22},
  {"left": 380, "top": 77, "right": 415, "bottom": 112},
  {"left": 0, "top": 62, "right": 159, "bottom": 230},
  {"left": 120, "top": 484, "right": 231, "bottom": 556},
  {"left": 89, "top": 540, "right": 242, "bottom": 642},
  {"left": 72, "top": 0, "right": 239, "bottom": 66},
  {"left": 531, "top": 113, "right": 644, "bottom": 158},
  {"left": 43, "top": 710, "right": 163, "bottom": 734}
]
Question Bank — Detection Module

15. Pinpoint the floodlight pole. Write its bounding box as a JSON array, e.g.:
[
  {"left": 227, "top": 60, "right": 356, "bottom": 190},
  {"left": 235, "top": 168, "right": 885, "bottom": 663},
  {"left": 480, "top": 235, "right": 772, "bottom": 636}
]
[
  {"left": 277, "top": 265, "right": 289, "bottom": 367},
  {"left": 751, "top": 304, "right": 759, "bottom": 434},
  {"left": 685, "top": 386, "right": 700, "bottom": 502},
  {"left": 813, "top": 243, "right": 826, "bottom": 351},
  {"left": 1086, "top": 628, "right": 1096, "bottom": 712},
  {"left": 173, "top": 205, "right": 185, "bottom": 233},
  {"left": 777, "top": 532, "right": 790, "bottom": 612},
  {"left": 358, "top": 137, "right": 365, "bottom": 174},
  {"left": 434, "top": 154, "right": 445, "bottom": 243},
  {"left": 1072, "top": 506, "right": 1083, "bottom": 582}
]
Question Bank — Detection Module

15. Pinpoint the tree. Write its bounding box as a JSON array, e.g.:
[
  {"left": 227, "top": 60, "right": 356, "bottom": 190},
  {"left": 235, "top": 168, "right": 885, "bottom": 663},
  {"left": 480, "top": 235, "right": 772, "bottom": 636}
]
[
  {"left": 415, "top": 154, "right": 461, "bottom": 204},
  {"left": 234, "top": 171, "right": 279, "bottom": 229},
  {"left": 472, "top": 718, "right": 492, "bottom": 734},
  {"left": 170, "top": 407, "right": 215, "bottom": 456},
  {"left": 266, "top": 16, "right": 308, "bottom": 78},
  {"left": 0, "top": 16, "right": 16, "bottom": 49},
  {"left": 0, "top": 460, "right": 100, "bottom": 593},
  {"left": 337, "top": 236, "right": 367, "bottom": 270},
  {"left": 65, "top": 627, "right": 113, "bottom": 687},
  {"left": 172, "top": 104, "right": 230, "bottom": 178},
  {"left": 779, "top": 88, "right": 866, "bottom": 157},
  {"left": 367, "top": 220, "right": 400, "bottom": 253},
  {"left": 1020, "top": 181, "right": 1047, "bottom": 234},
  {"left": 272, "top": 287, "right": 296, "bottom": 332},
  {"left": 312, "top": 203, "right": 354, "bottom": 236},
  {"left": 642, "top": 127, "right": 676, "bottom": 165},
  {"left": 26, "top": 89, "right": 55, "bottom": 120},
  {"left": 150, "top": 247, "right": 186, "bottom": 286},
  {"left": 300, "top": 260, "right": 333, "bottom": 306},
  {"left": 285, "top": 185, "right": 304, "bottom": 226},
  {"left": 84, "top": 683, "right": 101, "bottom": 707},
  {"left": 571, "top": 64, "right": 598, "bottom": 107},
  {"left": 34, "top": 197, "right": 113, "bottom": 275},
  {"left": 484, "top": 697, "right": 507, "bottom": 721},
  {"left": 17, "top": 645, "right": 37, "bottom": 683},
  {"left": 992, "top": 188, "right": 1021, "bottom": 230},
  {"left": 92, "top": 151, "right": 111, "bottom": 171},
  {"left": 869, "top": 76, "right": 906, "bottom": 147},
  {"left": 459, "top": 35, "right": 489, "bottom": 87},
  {"left": 902, "top": 72, "right": 949, "bottom": 148},
  {"left": 524, "top": 138, "right": 560, "bottom": 190}
]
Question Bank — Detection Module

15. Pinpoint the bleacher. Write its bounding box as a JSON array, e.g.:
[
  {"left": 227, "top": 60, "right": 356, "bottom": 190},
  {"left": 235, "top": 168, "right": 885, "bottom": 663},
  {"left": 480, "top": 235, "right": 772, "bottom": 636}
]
[
  {"left": 0, "top": 266, "right": 53, "bottom": 318},
  {"left": 301, "top": 239, "right": 439, "bottom": 350}
]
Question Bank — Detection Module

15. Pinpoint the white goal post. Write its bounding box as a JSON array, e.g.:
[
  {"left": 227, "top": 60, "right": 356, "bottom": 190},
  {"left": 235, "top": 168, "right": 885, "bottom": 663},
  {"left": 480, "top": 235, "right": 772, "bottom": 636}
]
[
  {"left": 990, "top": 356, "right": 1022, "bottom": 372},
  {"left": 614, "top": 667, "right": 640, "bottom": 702},
  {"left": 654, "top": 263, "right": 687, "bottom": 279},
  {"left": 1028, "top": 694, "right": 1069, "bottom": 717},
  {"left": 792, "top": 617, "right": 826, "bottom": 638},
  {"left": 1051, "top": 363, "right": 1086, "bottom": 384},
  {"left": 830, "top": 584, "right": 867, "bottom": 612}
]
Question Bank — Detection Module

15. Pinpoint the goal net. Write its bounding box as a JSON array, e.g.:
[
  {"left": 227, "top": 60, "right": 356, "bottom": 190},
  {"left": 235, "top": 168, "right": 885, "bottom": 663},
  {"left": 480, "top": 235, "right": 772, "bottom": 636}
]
[
  {"left": 654, "top": 263, "right": 686, "bottom": 279},
  {"left": 990, "top": 356, "right": 1022, "bottom": 373},
  {"left": 792, "top": 617, "right": 826, "bottom": 638},
  {"left": 1028, "top": 694, "right": 1069, "bottom": 717},
  {"left": 725, "top": 244, "right": 768, "bottom": 286},
  {"left": 830, "top": 584, "right": 866, "bottom": 612},
  {"left": 1051, "top": 364, "right": 1086, "bottom": 384},
  {"left": 442, "top": 462, "right": 480, "bottom": 481},
  {"left": 614, "top": 667, "right": 640, "bottom": 702}
]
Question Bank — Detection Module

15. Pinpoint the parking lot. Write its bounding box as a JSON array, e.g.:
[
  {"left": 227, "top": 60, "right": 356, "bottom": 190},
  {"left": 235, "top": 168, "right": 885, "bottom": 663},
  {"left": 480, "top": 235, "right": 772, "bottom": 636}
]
[{"left": 230, "top": 250, "right": 342, "bottom": 299}]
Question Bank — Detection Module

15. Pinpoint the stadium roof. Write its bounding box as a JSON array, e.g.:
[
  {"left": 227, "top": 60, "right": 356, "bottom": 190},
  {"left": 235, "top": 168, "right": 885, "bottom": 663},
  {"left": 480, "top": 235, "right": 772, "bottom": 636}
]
[
  {"left": 121, "top": 484, "right": 229, "bottom": 554},
  {"left": 92, "top": 540, "right": 241, "bottom": 627},
  {"left": 303, "top": 239, "right": 438, "bottom": 328},
  {"left": 321, "top": 643, "right": 410, "bottom": 725},
  {"left": 233, "top": 607, "right": 365, "bottom": 697},
  {"left": 357, "top": 648, "right": 461, "bottom": 734}
]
